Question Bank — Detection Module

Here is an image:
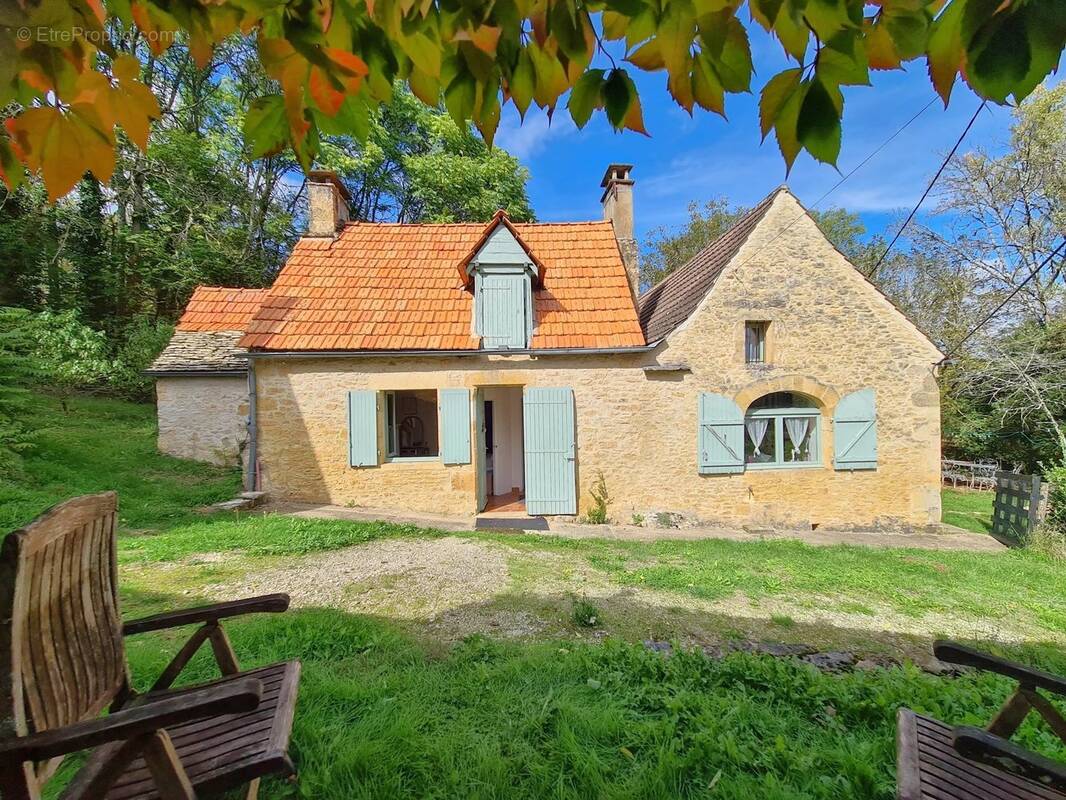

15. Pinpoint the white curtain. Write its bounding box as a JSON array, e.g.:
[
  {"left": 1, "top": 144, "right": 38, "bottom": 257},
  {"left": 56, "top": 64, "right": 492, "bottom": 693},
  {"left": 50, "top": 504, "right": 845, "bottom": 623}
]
[
  {"left": 785, "top": 417, "right": 810, "bottom": 460},
  {"left": 745, "top": 418, "right": 769, "bottom": 456}
]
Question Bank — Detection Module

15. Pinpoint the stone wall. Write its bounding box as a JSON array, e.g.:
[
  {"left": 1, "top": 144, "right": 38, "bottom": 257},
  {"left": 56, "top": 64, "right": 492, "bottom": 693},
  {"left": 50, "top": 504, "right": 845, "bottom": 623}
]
[
  {"left": 252, "top": 191, "right": 943, "bottom": 527},
  {"left": 156, "top": 376, "right": 249, "bottom": 466}
]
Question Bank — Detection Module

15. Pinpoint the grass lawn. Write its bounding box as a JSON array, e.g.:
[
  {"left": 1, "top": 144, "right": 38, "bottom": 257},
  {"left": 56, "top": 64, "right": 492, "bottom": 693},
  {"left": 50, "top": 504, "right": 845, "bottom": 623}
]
[
  {"left": 6, "top": 393, "right": 1065, "bottom": 799},
  {"left": 941, "top": 488, "right": 995, "bottom": 534}
]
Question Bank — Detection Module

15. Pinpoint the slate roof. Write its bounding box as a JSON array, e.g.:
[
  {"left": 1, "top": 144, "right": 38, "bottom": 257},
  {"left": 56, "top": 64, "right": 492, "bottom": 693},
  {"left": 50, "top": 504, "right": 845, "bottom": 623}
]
[
  {"left": 148, "top": 286, "right": 268, "bottom": 374},
  {"left": 239, "top": 215, "right": 645, "bottom": 351},
  {"left": 147, "top": 331, "right": 249, "bottom": 375},
  {"left": 638, "top": 188, "right": 782, "bottom": 343}
]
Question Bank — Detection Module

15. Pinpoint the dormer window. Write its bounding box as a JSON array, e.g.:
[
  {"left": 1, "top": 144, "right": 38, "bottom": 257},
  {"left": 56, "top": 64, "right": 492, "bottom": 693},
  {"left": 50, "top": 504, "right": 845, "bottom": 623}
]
[{"left": 467, "top": 218, "right": 538, "bottom": 350}]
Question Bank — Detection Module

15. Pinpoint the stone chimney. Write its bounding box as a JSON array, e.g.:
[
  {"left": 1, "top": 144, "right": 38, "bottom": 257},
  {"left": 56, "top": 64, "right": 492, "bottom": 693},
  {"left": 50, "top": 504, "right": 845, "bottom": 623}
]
[
  {"left": 601, "top": 163, "right": 639, "bottom": 301},
  {"left": 306, "top": 170, "right": 351, "bottom": 237}
]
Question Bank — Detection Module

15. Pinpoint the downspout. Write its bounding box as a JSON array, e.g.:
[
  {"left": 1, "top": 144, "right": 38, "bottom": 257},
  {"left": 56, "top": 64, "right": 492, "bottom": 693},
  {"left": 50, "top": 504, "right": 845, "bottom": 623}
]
[{"left": 245, "top": 360, "right": 258, "bottom": 492}]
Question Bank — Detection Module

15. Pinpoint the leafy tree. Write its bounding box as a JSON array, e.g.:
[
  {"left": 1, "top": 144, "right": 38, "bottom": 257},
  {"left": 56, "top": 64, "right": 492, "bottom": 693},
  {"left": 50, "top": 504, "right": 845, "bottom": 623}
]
[
  {"left": 640, "top": 199, "right": 744, "bottom": 288},
  {"left": 317, "top": 87, "right": 532, "bottom": 222},
  {"left": 4, "top": 0, "right": 1064, "bottom": 201},
  {"left": 27, "top": 311, "right": 113, "bottom": 412}
]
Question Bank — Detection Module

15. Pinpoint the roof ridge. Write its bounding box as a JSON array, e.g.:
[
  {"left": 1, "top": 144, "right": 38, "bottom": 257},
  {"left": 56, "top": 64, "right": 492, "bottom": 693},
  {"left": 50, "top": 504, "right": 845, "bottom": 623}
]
[{"left": 337, "top": 219, "right": 611, "bottom": 229}]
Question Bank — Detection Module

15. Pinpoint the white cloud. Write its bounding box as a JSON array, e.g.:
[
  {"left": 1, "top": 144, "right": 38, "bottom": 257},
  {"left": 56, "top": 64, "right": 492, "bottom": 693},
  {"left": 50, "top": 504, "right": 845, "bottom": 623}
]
[{"left": 495, "top": 107, "right": 578, "bottom": 161}]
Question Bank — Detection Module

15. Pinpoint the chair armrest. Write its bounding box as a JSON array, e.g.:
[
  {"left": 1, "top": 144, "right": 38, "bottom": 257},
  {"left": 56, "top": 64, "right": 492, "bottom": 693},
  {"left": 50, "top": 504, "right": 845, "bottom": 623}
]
[
  {"left": 0, "top": 678, "right": 262, "bottom": 762},
  {"left": 123, "top": 593, "right": 290, "bottom": 636},
  {"left": 953, "top": 726, "right": 1066, "bottom": 792},
  {"left": 934, "top": 641, "right": 1066, "bottom": 696}
]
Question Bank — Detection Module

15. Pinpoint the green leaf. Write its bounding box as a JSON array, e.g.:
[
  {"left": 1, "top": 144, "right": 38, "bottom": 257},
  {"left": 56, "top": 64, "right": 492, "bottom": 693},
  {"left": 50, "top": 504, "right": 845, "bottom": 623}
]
[
  {"left": 884, "top": 5, "right": 931, "bottom": 60},
  {"left": 773, "top": 78, "right": 808, "bottom": 171},
  {"left": 602, "top": 0, "right": 646, "bottom": 18},
  {"left": 749, "top": 0, "right": 784, "bottom": 31},
  {"left": 602, "top": 68, "right": 632, "bottom": 128},
  {"left": 691, "top": 51, "right": 725, "bottom": 116},
  {"left": 699, "top": 12, "right": 753, "bottom": 93},
  {"left": 926, "top": 0, "right": 966, "bottom": 104},
  {"left": 817, "top": 30, "right": 870, "bottom": 87},
  {"left": 567, "top": 68, "right": 604, "bottom": 128},
  {"left": 509, "top": 49, "right": 535, "bottom": 118},
  {"left": 802, "top": 0, "right": 852, "bottom": 42},
  {"left": 657, "top": 2, "right": 697, "bottom": 76},
  {"left": 965, "top": 0, "right": 1065, "bottom": 104},
  {"left": 444, "top": 72, "right": 476, "bottom": 125},
  {"left": 773, "top": 6, "right": 809, "bottom": 62},
  {"left": 243, "top": 95, "right": 289, "bottom": 159},
  {"left": 317, "top": 95, "right": 370, "bottom": 141},
  {"left": 759, "top": 67, "right": 802, "bottom": 139},
  {"left": 550, "top": 0, "right": 589, "bottom": 61},
  {"left": 797, "top": 78, "right": 842, "bottom": 165}
]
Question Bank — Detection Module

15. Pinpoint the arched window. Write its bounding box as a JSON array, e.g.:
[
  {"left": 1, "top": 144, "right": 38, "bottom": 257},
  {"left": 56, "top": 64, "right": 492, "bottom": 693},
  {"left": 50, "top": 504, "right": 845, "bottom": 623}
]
[{"left": 744, "top": 392, "right": 821, "bottom": 468}]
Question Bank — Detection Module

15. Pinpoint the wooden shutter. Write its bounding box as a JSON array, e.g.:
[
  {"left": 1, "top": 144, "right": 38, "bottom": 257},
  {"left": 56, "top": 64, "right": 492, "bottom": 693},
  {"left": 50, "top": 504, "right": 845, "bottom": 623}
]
[
  {"left": 523, "top": 387, "right": 577, "bottom": 515},
  {"left": 833, "top": 389, "right": 877, "bottom": 470},
  {"left": 347, "top": 390, "right": 378, "bottom": 467},
  {"left": 698, "top": 393, "right": 745, "bottom": 474},
  {"left": 439, "top": 388, "right": 471, "bottom": 465},
  {"left": 480, "top": 274, "right": 528, "bottom": 349}
]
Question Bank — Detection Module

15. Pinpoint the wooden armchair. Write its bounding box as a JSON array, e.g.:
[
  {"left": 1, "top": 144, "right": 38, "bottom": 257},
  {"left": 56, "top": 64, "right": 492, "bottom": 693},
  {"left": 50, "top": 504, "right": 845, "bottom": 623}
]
[
  {"left": 897, "top": 640, "right": 1066, "bottom": 800},
  {"left": 0, "top": 492, "right": 301, "bottom": 799}
]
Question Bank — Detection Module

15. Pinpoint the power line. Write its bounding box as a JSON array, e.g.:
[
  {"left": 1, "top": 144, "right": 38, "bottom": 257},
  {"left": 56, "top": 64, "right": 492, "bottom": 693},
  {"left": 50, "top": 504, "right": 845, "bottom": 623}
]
[
  {"left": 941, "top": 238, "right": 1066, "bottom": 362},
  {"left": 865, "top": 100, "right": 987, "bottom": 279}
]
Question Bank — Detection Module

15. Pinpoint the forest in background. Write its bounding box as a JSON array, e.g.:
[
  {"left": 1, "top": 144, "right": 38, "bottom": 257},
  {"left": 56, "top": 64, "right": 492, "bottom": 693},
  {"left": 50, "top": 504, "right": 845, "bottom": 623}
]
[{"left": 0, "top": 30, "right": 1062, "bottom": 503}]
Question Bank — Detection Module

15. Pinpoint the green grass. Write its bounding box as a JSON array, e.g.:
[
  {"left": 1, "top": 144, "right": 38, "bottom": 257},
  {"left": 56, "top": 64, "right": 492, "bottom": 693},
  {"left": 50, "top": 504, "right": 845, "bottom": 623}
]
[
  {"left": 942, "top": 488, "right": 994, "bottom": 534},
  {"left": 10, "top": 391, "right": 1066, "bottom": 799},
  {"left": 0, "top": 392, "right": 239, "bottom": 532},
  {"left": 109, "top": 598, "right": 1066, "bottom": 800}
]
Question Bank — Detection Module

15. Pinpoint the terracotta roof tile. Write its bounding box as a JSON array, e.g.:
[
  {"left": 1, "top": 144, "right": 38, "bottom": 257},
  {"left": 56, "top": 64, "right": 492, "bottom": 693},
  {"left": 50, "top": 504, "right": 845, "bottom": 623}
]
[
  {"left": 239, "top": 217, "right": 645, "bottom": 351},
  {"left": 176, "top": 287, "right": 269, "bottom": 332}
]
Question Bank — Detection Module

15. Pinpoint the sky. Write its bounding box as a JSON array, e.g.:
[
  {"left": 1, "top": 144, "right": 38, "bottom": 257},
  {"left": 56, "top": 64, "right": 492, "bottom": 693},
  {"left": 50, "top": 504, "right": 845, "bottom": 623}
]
[{"left": 494, "top": 26, "right": 1026, "bottom": 246}]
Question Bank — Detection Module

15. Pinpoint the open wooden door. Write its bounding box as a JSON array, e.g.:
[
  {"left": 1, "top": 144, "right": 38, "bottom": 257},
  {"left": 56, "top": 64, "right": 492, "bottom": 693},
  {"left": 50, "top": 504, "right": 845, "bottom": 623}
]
[
  {"left": 475, "top": 387, "right": 488, "bottom": 513},
  {"left": 523, "top": 387, "right": 576, "bottom": 515}
]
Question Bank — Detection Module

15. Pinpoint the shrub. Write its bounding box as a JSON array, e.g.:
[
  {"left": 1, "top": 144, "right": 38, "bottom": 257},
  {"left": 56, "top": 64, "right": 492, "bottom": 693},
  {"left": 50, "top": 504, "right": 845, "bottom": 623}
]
[
  {"left": 631, "top": 513, "right": 645, "bottom": 526},
  {"left": 110, "top": 317, "right": 174, "bottom": 400},
  {"left": 570, "top": 596, "right": 601, "bottom": 628},
  {"left": 28, "top": 310, "right": 112, "bottom": 410},
  {"left": 1032, "top": 463, "right": 1066, "bottom": 559},
  {"left": 584, "top": 471, "right": 611, "bottom": 524}
]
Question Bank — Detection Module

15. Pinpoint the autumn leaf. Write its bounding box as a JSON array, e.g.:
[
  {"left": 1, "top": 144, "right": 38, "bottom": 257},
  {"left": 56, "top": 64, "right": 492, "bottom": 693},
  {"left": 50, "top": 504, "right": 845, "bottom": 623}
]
[
  {"left": 108, "top": 54, "right": 161, "bottom": 151},
  {"left": 6, "top": 105, "right": 114, "bottom": 200}
]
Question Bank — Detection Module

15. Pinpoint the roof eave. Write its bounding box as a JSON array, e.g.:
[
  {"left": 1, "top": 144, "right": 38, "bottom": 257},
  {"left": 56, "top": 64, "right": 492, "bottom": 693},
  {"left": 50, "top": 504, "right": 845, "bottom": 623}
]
[{"left": 244, "top": 344, "right": 655, "bottom": 359}]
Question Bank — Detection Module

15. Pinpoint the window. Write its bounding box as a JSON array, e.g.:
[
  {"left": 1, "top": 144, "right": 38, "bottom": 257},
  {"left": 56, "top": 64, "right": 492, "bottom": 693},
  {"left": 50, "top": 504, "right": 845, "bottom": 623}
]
[
  {"left": 384, "top": 389, "right": 439, "bottom": 459},
  {"left": 744, "top": 392, "right": 820, "bottom": 468},
  {"left": 745, "top": 321, "right": 768, "bottom": 363}
]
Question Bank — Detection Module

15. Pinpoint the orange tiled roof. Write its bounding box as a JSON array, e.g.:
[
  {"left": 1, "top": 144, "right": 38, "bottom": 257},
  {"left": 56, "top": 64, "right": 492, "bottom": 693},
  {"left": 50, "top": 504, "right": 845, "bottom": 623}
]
[
  {"left": 239, "top": 217, "right": 645, "bottom": 351},
  {"left": 177, "top": 287, "right": 269, "bottom": 332}
]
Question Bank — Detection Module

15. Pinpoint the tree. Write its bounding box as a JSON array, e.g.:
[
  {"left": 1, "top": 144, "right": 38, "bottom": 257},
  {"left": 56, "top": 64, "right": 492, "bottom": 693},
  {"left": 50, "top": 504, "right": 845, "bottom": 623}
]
[
  {"left": 316, "top": 87, "right": 533, "bottom": 223},
  {"left": 640, "top": 199, "right": 744, "bottom": 288},
  {"left": 4, "top": 0, "right": 1064, "bottom": 201}
]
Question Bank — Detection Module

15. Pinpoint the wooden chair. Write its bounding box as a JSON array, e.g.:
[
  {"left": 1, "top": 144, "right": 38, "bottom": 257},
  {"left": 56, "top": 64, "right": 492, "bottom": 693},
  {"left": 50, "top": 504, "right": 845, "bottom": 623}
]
[
  {"left": 898, "top": 640, "right": 1066, "bottom": 799},
  {"left": 0, "top": 492, "right": 301, "bottom": 799}
]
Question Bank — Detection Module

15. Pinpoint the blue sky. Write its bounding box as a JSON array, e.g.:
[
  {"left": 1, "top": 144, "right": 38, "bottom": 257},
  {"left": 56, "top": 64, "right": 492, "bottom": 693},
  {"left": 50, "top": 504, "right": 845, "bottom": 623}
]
[{"left": 494, "top": 27, "right": 1025, "bottom": 245}]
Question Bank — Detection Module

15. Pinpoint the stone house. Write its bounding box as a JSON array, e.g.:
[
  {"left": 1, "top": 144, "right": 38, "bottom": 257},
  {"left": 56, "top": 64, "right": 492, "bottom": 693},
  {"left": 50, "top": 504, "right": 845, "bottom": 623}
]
[{"left": 150, "top": 166, "right": 944, "bottom": 528}]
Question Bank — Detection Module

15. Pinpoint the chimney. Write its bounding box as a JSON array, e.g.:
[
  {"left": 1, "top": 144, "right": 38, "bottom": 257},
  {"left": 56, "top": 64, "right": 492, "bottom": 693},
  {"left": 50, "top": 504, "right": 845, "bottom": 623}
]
[
  {"left": 306, "top": 170, "right": 351, "bottom": 237},
  {"left": 601, "top": 163, "right": 639, "bottom": 301}
]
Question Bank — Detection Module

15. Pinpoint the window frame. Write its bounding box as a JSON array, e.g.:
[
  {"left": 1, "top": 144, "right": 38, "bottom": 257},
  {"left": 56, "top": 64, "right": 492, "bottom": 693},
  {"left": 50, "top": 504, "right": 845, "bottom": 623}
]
[
  {"left": 383, "top": 389, "right": 440, "bottom": 462},
  {"left": 744, "top": 321, "right": 769, "bottom": 364},
  {"left": 744, "top": 404, "right": 822, "bottom": 470}
]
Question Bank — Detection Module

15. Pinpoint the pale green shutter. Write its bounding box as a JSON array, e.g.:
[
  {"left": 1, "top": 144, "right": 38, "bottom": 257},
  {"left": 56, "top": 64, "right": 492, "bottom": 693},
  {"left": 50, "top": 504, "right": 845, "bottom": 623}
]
[
  {"left": 348, "top": 390, "right": 378, "bottom": 467},
  {"left": 480, "top": 274, "right": 528, "bottom": 349},
  {"left": 698, "top": 393, "right": 745, "bottom": 474},
  {"left": 439, "top": 388, "right": 471, "bottom": 464},
  {"left": 834, "top": 389, "right": 877, "bottom": 470},
  {"left": 523, "top": 387, "right": 577, "bottom": 515}
]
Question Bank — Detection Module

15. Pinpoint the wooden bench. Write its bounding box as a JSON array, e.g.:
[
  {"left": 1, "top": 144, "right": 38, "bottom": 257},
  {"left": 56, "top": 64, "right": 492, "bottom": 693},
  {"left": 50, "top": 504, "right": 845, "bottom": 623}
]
[
  {"left": 0, "top": 492, "right": 301, "bottom": 799},
  {"left": 898, "top": 641, "right": 1066, "bottom": 799}
]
